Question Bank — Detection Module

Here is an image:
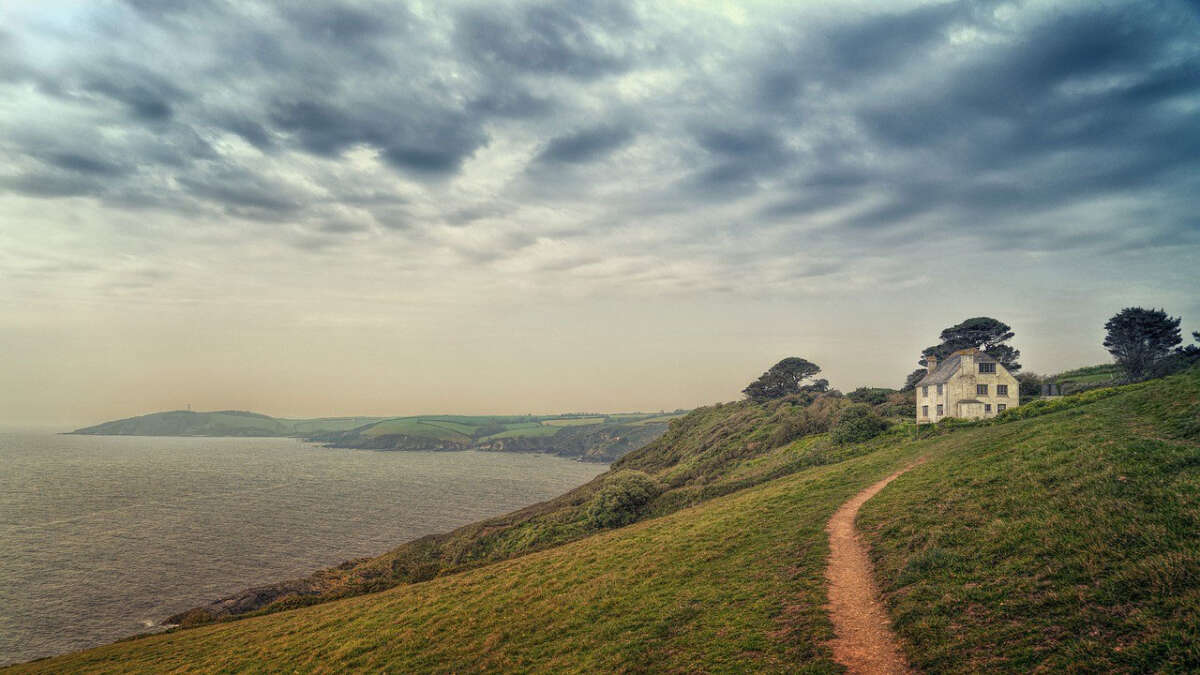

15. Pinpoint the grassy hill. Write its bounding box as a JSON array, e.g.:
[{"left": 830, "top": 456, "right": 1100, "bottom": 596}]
[
  {"left": 1050, "top": 363, "right": 1123, "bottom": 393},
  {"left": 860, "top": 369, "right": 1200, "bottom": 672},
  {"left": 21, "top": 370, "right": 1199, "bottom": 672},
  {"left": 70, "top": 410, "right": 385, "bottom": 437}
]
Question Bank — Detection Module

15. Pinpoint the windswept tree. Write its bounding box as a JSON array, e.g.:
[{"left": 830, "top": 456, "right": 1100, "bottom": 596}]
[
  {"left": 1103, "top": 307, "right": 1182, "bottom": 380},
  {"left": 901, "top": 368, "right": 927, "bottom": 392},
  {"left": 916, "top": 317, "right": 1022, "bottom": 376},
  {"left": 743, "top": 357, "right": 821, "bottom": 402}
]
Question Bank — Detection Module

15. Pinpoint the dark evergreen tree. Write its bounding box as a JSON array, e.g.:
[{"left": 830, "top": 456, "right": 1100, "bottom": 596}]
[
  {"left": 901, "top": 368, "right": 927, "bottom": 391},
  {"left": 919, "top": 317, "right": 1022, "bottom": 372},
  {"left": 743, "top": 357, "right": 821, "bottom": 402},
  {"left": 1103, "top": 307, "right": 1182, "bottom": 380}
]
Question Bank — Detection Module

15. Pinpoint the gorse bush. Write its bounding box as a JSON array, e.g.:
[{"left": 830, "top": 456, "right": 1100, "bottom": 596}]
[
  {"left": 585, "top": 471, "right": 661, "bottom": 529},
  {"left": 767, "top": 395, "right": 846, "bottom": 447},
  {"left": 830, "top": 404, "right": 888, "bottom": 445}
]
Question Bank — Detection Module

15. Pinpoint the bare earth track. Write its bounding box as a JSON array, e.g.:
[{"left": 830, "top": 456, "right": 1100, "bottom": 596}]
[{"left": 825, "top": 465, "right": 921, "bottom": 674}]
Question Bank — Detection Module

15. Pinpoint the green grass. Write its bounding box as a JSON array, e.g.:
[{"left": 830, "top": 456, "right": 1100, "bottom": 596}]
[
  {"left": 481, "top": 425, "right": 562, "bottom": 440},
  {"left": 282, "top": 417, "right": 386, "bottom": 434},
  {"left": 1053, "top": 363, "right": 1122, "bottom": 386},
  {"left": 359, "top": 418, "right": 472, "bottom": 442},
  {"left": 859, "top": 368, "right": 1200, "bottom": 673},
  {"left": 628, "top": 413, "right": 689, "bottom": 426},
  {"left": 542, "top": 417, "right": 607, "bottom": 427}
]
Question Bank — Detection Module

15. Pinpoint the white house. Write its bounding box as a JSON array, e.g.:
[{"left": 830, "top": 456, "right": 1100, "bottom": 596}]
[{"left": 915, "top": 348, "right": 1019, "bottom": 424}]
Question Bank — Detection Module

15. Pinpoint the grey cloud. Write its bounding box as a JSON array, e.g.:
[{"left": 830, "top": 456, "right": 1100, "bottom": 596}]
[
  {"left": 745, "top": 1, "right": 1200, "bottom": 254},
  {"left": 40, "top": 152, "right": 128, "bottom": 176},
  {"left": 1, "top": 0, "right": 1197, "bottom": 281},
  {"left": 824, "top": 1, "right": 975, "bottom": 73},
  {"left": 0, "top": 172, "right": 105, "bottom": 199},
  {"left": 684, "top": 126, "right": 793, "bottom": 194},
  {"left": 456, "top": 1, "right": 637, "bottom": 79},
  {"left": 535, "top": 124, "right": 635, "bottom": 164},
  {"left": 282, "top": 3, "right": 397, "bottom": 45},
  {"left": 215, "top": 113, "right": 275, "bottom": 150},
  {"left": 77, "top": 62, "right": 186, "bottom": 121},
  {"left": 176, "top": 166, "right": 306, "bottom": 218},
  {"left": 469, "top": 87, "right": 554, "bottom": 119}
]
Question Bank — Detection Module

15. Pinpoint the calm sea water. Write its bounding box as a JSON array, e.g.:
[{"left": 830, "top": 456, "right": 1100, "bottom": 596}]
[{"left": 0, "top": 432, "right": 606, "bottom": 666}]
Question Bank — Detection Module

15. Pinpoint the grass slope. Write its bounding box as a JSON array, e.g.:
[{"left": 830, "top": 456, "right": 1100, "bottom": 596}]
[
  {"left": 161, "top": 392, "right": 879, "bottom": 626},
  {"left": 860, "top": 368, "right": 1200, "bottom": 673}
]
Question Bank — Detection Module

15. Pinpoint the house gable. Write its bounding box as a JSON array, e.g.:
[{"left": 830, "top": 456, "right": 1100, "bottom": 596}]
[{"left": 916, "top": 348, "right": 1019, "bottom": 423}]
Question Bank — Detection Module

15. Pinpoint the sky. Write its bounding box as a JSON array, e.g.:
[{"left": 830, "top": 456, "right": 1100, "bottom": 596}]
[{"left": 1, "top": 0, "right": 1198, "bottom": 427}]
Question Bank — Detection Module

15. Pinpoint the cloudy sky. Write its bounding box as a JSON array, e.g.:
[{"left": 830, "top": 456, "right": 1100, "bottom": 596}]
[{"left": 2, "top": 0, "right": 1198, "bottom": 426}]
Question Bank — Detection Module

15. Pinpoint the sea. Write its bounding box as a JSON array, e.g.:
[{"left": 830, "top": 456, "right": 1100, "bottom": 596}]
[{"left": 0, "top": 431, "right": 606, "bottom": 666}]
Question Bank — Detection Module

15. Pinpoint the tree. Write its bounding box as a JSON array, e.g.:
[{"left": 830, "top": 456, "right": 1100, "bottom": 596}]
[
  {"left": 1016, "top": 372, "right": 1043, "bottom": 401},
  {"left": 1103, "top": 307, "right": 1182, "bottom": 380},
  {"left": 919, "top": 317, "right": 1021, "bottom": 373},
  {"left": 901, "top": 368, "right": 926, "bottom": 391},
  {"left": 743, "top": 357, "right": 822, "bottom": 402},
  {"left": 801, "top": 378, "right": 830, "bottom": 393}
]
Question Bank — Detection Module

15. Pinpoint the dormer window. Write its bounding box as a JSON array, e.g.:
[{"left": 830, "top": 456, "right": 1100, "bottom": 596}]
[
  {"left": 979, "top": 362, "right": 996, "bottom": 373},
  {"left": 922, "top": 386, "right": 929, "bottom": 397}
]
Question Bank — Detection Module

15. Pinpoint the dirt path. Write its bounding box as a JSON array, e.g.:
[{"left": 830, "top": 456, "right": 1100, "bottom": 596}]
[{"left": 825, "top": 465, "right": 921, "bottom": 674}]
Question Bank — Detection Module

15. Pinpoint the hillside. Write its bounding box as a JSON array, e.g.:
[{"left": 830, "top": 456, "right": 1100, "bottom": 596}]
[
  {"left": 69, "top": 411, "right": 384, "bottom": 438},
  {"left": 18, "top": 370, "right": 1199, "bottom": 672},
  {"left": 70, "top": 411, "right": 680, "bottom": 462},
  {"left": 161, "top": 390, "right": 885, "bottom": 625}
]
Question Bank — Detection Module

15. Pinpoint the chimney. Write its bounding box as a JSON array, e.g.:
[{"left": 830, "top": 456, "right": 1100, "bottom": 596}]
[{"left": 925, "top": 354, "right": 938, "bottom": 372}]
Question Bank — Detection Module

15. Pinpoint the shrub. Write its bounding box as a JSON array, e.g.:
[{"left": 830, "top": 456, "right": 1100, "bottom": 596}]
[
  {"left": 830, "top": 403, "right": 887, "bottom": 445},
  {"left": 847, "top": 387, "right": 892, "bottom": 406},
  {"left": 585, "top": 471, "right": 661, "bottom": 529},
  {"left": 767, "top": 395, "right": 846, "bottom": 447}
]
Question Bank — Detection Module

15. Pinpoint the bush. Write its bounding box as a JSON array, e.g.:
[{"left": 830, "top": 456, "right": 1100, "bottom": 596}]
[
  {"left": 767, "top": 395, "right": 846, "bottom": 447},
  {"left": 847, "top": 387, "right": 892, "bottom": 406},
  {"left": 830, "top": 404, "right": 887, "bottom": 445},
  {"left": 585, "top": 471, "right": 661, "bottom": 529}
]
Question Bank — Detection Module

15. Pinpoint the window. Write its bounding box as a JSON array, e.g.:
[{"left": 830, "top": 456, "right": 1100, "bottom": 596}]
[
  {"left": 979, "top": 362, "right": 996, "bottom": 373},
  {"left": 985, "top": 404, "right": 992, "bottom": 413},
  {"left": 997, "top": 384, "right": 1008, "bottom": 397},
  {"left": 937, "top": 383, "right": 943, "bottom": 395},
  {"left": 998, "top": 404, "right": 1007, "bottom": 412},
  {"left": 922, "top": 405, "right": 929, "bottom": 417},
  {"left": 922, "top": 385, "right": 929, "bottom": 397},
  {"left": 977, "top": 384, "right": 988, "bottom": 395},
  {"left": 936, "top": 404, "right": 944, "bottom": 415}
]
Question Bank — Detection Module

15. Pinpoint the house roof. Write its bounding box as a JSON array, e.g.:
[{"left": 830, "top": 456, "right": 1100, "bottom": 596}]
[{"left": 916, "top": 348, "right": 1000, "bottom": 386}]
